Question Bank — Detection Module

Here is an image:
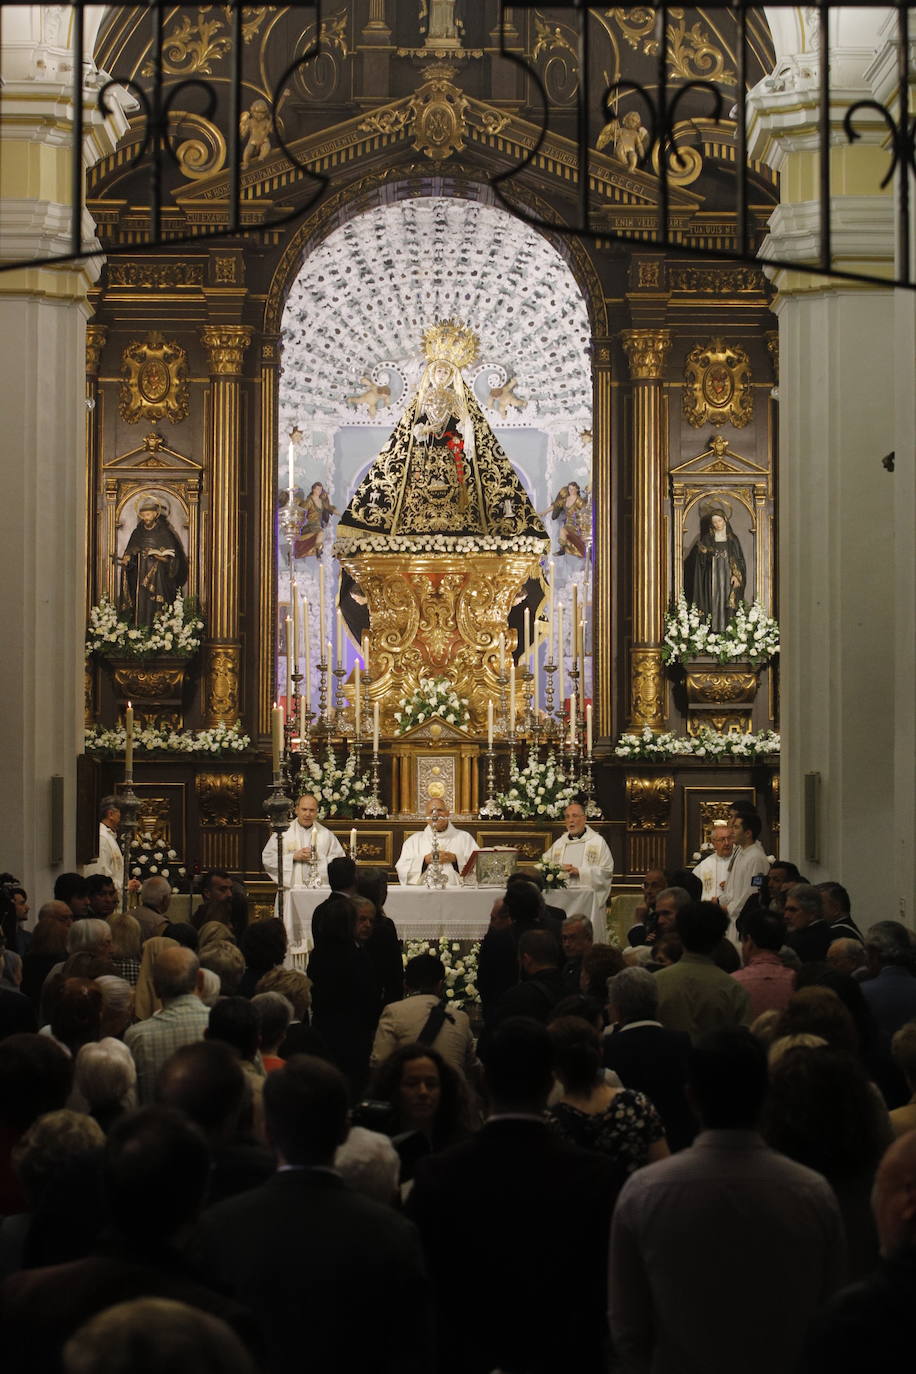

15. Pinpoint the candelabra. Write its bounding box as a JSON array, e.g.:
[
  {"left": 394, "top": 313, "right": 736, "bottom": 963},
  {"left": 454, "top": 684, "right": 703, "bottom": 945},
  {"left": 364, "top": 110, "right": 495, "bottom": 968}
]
[
  {"left": 117, "top": 779, "right": 142, "bottom": 915},
  {"left": 331, "top": 663, "right": 349, "bottom": 736},
  {"left": 363, "top": 742, "right": 387, "bottom": 818},
  {"left": 582, "top": 748, "right": 604, "bottom": 819},
  {"left": 478, "top": 746, "right": 503, "bottom": 818},
  {"left": 315, "top": 652, "right": 331, "bottom": 734},
  {"left": 425, "top": 827, "right": 448, "bottom": 888},
  {"left": 263, "top": 772, "right": 293, "bottom": 916}
]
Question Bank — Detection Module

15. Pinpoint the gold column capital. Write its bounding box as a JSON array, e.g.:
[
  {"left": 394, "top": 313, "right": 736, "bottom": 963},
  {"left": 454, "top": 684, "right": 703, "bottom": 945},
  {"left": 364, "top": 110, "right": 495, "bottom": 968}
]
[
  {"left": 620, "top": 328, "right": 672, "bottom": 381},
  {"left": 629, "top": 647, "right": 666, "bottom": 732},
  {"left": 206, "top": 642, "right": 241, "bottom": 727},
  {"left": 85, "top": 324, "right": 107, "bottom": 375},
  {"left": 200, "top": 325, "right": 254, "bottom": 376}
]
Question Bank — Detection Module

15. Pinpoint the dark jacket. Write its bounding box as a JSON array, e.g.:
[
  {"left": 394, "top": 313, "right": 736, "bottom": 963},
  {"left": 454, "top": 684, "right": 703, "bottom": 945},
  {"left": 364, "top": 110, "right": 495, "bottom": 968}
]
[{"left": 603, "top": 1022, "right": 697, "bottom": 1151}]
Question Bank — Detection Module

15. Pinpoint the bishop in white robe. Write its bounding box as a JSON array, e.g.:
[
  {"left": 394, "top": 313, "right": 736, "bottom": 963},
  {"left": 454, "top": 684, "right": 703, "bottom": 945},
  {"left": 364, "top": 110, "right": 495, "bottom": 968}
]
[{"left": 395, "top": 800, "right": 476, "bottom": 887}]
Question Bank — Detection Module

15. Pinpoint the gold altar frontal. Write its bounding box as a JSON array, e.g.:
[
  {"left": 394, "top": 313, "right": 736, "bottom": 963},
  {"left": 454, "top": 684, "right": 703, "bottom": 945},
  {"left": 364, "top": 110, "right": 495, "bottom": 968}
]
[{"left": 338, "top": 550, "right": 540, "bottom": 733}]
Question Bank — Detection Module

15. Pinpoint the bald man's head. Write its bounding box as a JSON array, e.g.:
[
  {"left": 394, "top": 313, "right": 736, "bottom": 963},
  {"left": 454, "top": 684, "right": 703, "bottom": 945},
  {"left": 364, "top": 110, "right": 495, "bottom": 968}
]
[
  {"left": 152, "top": 946, "right": 200, "bottom": 1003},
  {"left": 38, "top": 900, "right": 74, "bottom": 925},
  {"left": 873, "top": 1131, "right": 916, "bottom": 1257}
]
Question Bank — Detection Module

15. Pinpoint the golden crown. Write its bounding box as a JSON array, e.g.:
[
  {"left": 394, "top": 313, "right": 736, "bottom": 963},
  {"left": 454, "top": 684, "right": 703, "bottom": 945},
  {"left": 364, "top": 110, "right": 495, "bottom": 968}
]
[{"left": 422, "top": 319, "right": 479, "bottom": 370}]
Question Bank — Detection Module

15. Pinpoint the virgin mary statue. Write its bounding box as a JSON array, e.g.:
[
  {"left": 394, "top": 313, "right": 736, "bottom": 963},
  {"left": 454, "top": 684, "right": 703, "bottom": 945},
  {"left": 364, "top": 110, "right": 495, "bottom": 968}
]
[{"left": 336, "top": 321, "right": 548, "bottom": 545}]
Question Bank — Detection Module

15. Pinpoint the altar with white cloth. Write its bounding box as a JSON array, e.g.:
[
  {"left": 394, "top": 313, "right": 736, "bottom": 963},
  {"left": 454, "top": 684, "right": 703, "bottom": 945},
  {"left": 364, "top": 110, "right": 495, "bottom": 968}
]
[{"left": 284, "top": 882, "right": 606, "bottom": 956}]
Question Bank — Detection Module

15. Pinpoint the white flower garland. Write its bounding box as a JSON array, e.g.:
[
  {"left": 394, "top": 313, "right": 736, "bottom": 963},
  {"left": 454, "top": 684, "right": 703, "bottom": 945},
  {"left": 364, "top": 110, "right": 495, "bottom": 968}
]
[
  {"left": 334, "top": 533, "right": 546, "bottom": 557},
  {"left": 404, "top": 937, "right": 480, "bottom": 1009},
  {"left": 86, "top": 595, "right": 204, "bottom": 661},
  {"left": 497, "top": 756, "right": 578, "bottom": 819},
  {"left": 84, "top": 721, "right": 250, "bottom": 756},
  {"left": 663, "top": 594, "right": 780, "bottom": 667},
  {"left": 394, "top": 677, "right": 470, "bottom": 734},
  {"left": 614, "top": 726, "right": 781, "bottom": 760}
]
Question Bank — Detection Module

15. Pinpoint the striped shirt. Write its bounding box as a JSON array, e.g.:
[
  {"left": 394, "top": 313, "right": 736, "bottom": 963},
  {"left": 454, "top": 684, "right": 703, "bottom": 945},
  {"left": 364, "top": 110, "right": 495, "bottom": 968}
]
[{"left": 124, "top": 994, "right": 210, "bottom": 1102}]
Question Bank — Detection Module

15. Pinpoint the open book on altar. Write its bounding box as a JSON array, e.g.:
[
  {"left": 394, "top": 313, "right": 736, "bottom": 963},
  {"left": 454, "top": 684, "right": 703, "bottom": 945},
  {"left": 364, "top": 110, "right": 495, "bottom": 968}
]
[{"left": 463, "top": 847, "right": 519, "bottom": 886}]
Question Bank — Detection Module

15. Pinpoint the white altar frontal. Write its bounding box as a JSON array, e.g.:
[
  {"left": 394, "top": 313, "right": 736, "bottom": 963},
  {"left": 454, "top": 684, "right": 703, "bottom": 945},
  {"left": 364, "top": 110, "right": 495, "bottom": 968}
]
[{"left": 284, "top": 883, "right": 607, "bottom": 957}]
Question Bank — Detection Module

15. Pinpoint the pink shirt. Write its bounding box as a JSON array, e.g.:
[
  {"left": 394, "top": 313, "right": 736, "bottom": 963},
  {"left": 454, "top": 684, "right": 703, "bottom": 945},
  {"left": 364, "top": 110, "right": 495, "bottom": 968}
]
[{"left": 731, "top": 951, "right": 796, "bottom": 1019}]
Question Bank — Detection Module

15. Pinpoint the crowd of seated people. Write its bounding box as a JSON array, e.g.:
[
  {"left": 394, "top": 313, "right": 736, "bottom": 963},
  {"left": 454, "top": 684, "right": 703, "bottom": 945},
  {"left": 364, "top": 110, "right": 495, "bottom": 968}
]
[{"left": 1, "top": 823, "right": 916, "bottom": 1373}]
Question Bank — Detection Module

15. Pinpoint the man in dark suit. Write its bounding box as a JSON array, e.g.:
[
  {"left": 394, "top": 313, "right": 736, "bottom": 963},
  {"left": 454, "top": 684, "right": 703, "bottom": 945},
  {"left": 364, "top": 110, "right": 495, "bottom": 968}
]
[
  {"left": 188, "top": 1054, "right": 432, "bottom": 1374},
  {"left": 0, "top": 1107, "right": 256, "bottom": 1373},
  {"left": 406, "top": 1017, "right": 622, "bottom": 1374},
  {"left": 604, "top": 965, "right": 697, "bottom": 1151},
  {"left": 486, "top": 928, "right": 565, "bottom": 1031}
]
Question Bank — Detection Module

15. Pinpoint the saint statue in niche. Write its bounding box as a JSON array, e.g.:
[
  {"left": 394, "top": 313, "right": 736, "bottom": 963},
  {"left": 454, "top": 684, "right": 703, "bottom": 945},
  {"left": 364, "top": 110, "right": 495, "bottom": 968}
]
[
  {"left": 117, "top": 495, "right": 188, "bottom": 626},
  {"left": 683, "top": 497, "right": 747, "bottom": 631},
  {"left": 336, "top": 321, "right": 548, "bottom": 544},
  {"left": 546, "top": 481, "right": 591, "bottom": 558}
]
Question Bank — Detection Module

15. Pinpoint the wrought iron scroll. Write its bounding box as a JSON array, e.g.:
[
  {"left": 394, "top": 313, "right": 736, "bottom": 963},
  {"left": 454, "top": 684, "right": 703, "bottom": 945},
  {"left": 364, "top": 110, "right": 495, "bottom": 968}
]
[
  {"left": 0, "top": 1, "right": 913, "bottom": 289},
  {"left": 495, "top": 1, "right": 914, "bottom": 290}
]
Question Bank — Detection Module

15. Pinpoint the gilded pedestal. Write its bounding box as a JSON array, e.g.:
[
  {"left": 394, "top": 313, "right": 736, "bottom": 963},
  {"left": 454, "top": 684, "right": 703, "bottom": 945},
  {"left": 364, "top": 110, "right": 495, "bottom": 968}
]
[
  {"left": 684, "top": 659, "right": 760, "bottom": 735},
  {"left": 337, "top": 551, "right": 540, "bottom": 732}
]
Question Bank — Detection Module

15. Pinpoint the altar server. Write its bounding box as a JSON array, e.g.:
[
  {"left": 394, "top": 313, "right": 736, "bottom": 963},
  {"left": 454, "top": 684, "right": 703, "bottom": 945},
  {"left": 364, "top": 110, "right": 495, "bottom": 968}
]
[
  {"left": 542, "top": 802, "right": 613, "bottom": 910},
  {"left": 262, "top": 792, "right": 344, "bottom": 888},
  {"left": 395, "top": 799, "right": 476, "bottom": 888}
]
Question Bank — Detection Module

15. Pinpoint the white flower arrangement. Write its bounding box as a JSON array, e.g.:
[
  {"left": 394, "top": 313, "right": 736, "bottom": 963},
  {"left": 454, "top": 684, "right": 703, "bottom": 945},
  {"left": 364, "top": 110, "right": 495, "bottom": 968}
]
[
  {"left": 84, "top": 721, "right": 250, "bottom": 757},
  {"left": 613, "top": 726, "right": 781, "bottom": 761},
  {"left": 535, "top": 859, "right": 569, "bottom": 890},
  {"left": 334, "top": 533, "right": 546, "bottom": 557},
  {"left": 663, "top": 595, "right": 780, "bottom": 667},
  {"left": 394, "top": 677, "right": 470, "bottom": 734},
  {"left": 86, "top": 595, "right": 204, "bottom": 661},
  {"left": 404, "top": 937, "right": 480, "bottom": 1010},
  {"left": 128, "top": 839, "right": 188, "bottom": 890},
  {"left": 299, "top": 746, "right": 371, "bottom": 818},
  {"left": 497, "top": 756, "right": 578, "bottom": 819}
]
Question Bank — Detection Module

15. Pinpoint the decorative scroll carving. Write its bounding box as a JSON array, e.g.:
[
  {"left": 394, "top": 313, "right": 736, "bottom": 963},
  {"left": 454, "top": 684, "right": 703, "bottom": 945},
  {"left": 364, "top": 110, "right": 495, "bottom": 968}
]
[
  {"left": 699, "top": 801, "right": 733, "bottom": 842},
  {"left": 206, "top": 643, "right": 240, "bottom": 725},
  {"left": 669, "top": 266, "right": 767, "bottom": 295},
  {"left": 108, "top": 262, "right": 204, "bottom": 288},
  {"left": 200, "top": 325, "right": 253, "bottom": 376},
  {"left": 685, "top": 666, "right": 760, "bottom": 705},
  {"left": 119, "top": 334, "right": 190, "bottom": 424},
  {"left": 687, "top": 712, "right": 751, "bottom": 736},
  {"left": 636, "top": 260, "right": 664, "bottom": 290},
  {"left": 683, "top": 338, "right": 753, "bottom": 429},
  {"left": 629, "top": 648, "right": 666, "bottom": 731},
  {"left": 133, "top": 796, "right": 173, "bottom": 847},
  {"left": 766, "top": 330, "right": 779, "bottom": 383},
  {"left": 86, "top": 325, "right": 107, "bottom": 374},
  {"left": 196, "top": 772, "right": 244, "bottom": 827},
  {"left": 620, "top": 329, "right": 672, "bottom": 381},
  {"left": 626, "top": 775, "right": 675, "bottom": 831}
]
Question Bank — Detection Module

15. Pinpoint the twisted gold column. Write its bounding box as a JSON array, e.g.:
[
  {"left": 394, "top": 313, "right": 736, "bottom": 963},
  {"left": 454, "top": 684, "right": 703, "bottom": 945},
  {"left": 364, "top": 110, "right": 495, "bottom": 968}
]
[
  {"left": 200, "top": 325, "right": 253, "bottom": 726},
  {"left": 621, "top": 328, "right": 671, "bottom": 732}
]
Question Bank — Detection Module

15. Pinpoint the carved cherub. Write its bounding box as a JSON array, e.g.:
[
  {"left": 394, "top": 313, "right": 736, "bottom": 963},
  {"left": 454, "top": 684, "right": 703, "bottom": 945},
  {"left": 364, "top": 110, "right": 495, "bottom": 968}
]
[
  {"left": 240, "top": 99, "right": 272, "bottom": 170},
  {"left": 488, "top": 376, "right": 526, "bottom": 417},
  {"left": 597, "top": 109, "right": 649, "bottom": 171},
  {"left": 347, "top": 375, "right": 392, "bottom": 418}
]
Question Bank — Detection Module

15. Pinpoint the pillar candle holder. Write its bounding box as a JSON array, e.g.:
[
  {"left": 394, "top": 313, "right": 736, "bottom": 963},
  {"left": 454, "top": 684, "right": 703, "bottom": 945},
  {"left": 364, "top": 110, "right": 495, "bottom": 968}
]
[
  {"left": 331, "top": 664, "right": 348, "bottom": 735},
  {"left": 425, "top": 827, "right": 449, "bottom": 889},
  {"left": 315, "top": 655, "right": 331, "bottom": 734},
  {"left": 263, "top": 773, "right": 293, "bottom": 915},
  {"left": 363, "top": 747, "right": 388, "bottom": 818},
  {"left": 117, "top": 780, "right": 142, "bottom": 914},
  {"left": 478, "top": 747, "right": 503, "bottom": 819}
]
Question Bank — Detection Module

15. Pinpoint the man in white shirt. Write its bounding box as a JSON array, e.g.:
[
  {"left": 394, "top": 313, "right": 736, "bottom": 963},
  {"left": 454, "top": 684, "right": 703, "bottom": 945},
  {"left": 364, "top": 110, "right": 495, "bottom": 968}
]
[
  {"left": 693, "top": 820, "right": 734, "bottom": 901},
  {"left": 395, "top": 799, "right": 476, "bottom": 887},
  {"left": 720, "top": 810, "right": 770, "bottom": 941},
  {"left": 262, "top": 792, "right": 344, "bottom": 888},
  {"left": 87, "top": 796, "right": 140, "bottom": 903},
  {"left": 541, "top": 802, "right": 613, "bottom": 911}
]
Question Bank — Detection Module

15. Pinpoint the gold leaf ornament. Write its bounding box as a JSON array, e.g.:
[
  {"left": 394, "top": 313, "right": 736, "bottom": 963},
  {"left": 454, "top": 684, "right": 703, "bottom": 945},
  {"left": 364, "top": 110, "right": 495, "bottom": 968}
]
[{"left": 421, "top": 319, "right": 479, "bottom": 370}]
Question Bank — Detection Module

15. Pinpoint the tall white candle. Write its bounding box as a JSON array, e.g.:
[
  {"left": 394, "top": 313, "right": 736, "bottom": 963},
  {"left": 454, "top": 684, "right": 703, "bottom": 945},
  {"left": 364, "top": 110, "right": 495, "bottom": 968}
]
[
  {"left": 524, "top": 608, "right": 531, "bottom": 660},
  {"left": 372, "top": 701, "right": 380, "bottom": 754},
  {"left": 271, "top": 702, "right": 282, "bottom": 772},
  {"left": 487, "top": 699, "right": 494, "bottom": 749},
  {"left": 361, "top": 633, "right": 370, "bottom": 678},
  {"left": 124, "top": 701, "right": 134, "bottom": 776},
  {"left": 353, "top": 665, "right": 361, "bottom": 738},
  {"left": 586, "top": 702, "right": 593, "bottom": 753},
  {"left": 509, "top": 661, "right": 516, "bottom": 733},
  {"left": 299, "top": 686, "right": 306, "bottom": 743},
  {"left": 557, "top": 604, "right": 565, "bottom": 703},
  {"left": 350, "top": 826, "right": 357, "bottom": 855},
  {"left": 303, "top": 600, "right": 311, "bottom": 707},
  {"left": 571, "top": 584, "right": 579, "bottom": 656},
  {"left": 291, "top": 581, "right": 299, "bottom": 670},
  {"left": 287, "top": 438, "right": 294, "bottom": 493},
  {"left": 498, "top": 632, "right": 505, "bottom": 672},
  {"left": 548, "top": 560, "right": 555, "bottom": 631},
  {"left": 336, "top": 609, "right": 344, "bottom": 666},
  {"left": 285, "top": 616, "right": 292, "bottom": 706},
  {"left": 318, "top": 564, "right": 326, "bottom": 648},
  {"left": 569, "top": 690, "right": 577, "bottom": 745}
]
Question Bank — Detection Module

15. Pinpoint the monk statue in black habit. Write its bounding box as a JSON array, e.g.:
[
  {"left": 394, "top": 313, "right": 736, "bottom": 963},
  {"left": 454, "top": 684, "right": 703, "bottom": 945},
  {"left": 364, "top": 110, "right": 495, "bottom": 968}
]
[{"left": 117, "top": 496, "right": 189, "bottom": 627}]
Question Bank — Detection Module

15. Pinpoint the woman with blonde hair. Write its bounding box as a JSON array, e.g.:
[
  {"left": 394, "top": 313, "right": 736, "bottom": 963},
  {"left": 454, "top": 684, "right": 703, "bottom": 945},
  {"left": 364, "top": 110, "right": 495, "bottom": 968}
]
[{"left": 133, "top": 936, "right": 179, "bottom": 1021}]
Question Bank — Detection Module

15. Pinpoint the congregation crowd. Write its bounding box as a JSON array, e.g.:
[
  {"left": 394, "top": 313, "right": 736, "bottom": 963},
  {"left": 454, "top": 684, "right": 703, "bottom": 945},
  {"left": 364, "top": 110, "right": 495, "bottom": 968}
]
[{"left": 0, "top": 796, "right": 915, "bottom": 1373}]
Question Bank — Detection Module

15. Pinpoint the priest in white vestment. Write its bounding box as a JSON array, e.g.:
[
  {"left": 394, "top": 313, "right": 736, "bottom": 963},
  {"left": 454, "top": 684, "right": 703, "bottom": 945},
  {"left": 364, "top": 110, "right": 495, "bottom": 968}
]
[
  {"left": 85, "top": 796, "right": 137, "bottom": 901},
  {"left": 395, "top": 799, "right": 477, "bottom": 887},
  {"left": 693, "top": 821, "right": 734, "bottom": 901},
  {"left": 262, "top": 792, "right": 345, "bottom": 888},
  {"left": 542, "top": 802, "right": 614, "bottom": 910}
]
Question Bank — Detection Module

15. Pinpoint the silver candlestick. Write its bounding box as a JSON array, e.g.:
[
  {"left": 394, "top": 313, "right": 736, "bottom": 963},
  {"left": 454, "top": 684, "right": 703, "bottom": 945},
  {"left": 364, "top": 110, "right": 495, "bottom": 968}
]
[
  {"left": 426, "top": 827, "right": 448, "bottom": 888},
  {"left": 478, "top": 747, "right": 503, "bottom": 819}
]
